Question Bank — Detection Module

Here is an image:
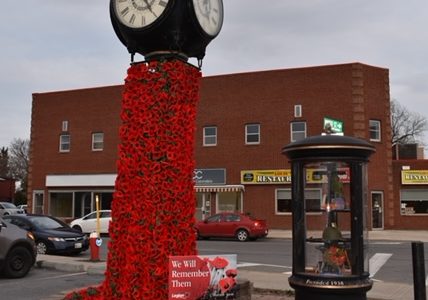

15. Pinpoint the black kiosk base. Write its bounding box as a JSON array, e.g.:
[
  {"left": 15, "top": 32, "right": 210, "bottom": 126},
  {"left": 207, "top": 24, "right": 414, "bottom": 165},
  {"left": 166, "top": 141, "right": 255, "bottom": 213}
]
[{"left": 290, "top": 273, "right": 372, "bottom": 300}]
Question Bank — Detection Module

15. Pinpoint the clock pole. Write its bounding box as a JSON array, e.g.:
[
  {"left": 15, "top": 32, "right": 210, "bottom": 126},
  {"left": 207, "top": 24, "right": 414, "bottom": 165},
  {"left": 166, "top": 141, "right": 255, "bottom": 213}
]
[{"left": 65, "top": 1, "right": 224, "bottom": 299}]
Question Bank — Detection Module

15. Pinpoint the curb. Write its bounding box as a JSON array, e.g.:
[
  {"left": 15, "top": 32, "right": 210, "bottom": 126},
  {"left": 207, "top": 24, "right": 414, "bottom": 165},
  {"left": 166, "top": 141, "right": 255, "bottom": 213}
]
[{"left": 36, "top": 258, "right": 106, "bottom": 275}]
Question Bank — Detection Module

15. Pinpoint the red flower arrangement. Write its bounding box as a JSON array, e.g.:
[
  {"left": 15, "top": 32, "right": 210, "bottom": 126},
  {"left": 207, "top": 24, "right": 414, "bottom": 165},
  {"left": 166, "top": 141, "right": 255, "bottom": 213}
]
[
  {"left": 322, "top": 244, "right": 350, "bottom": 275},
  {"left": 64, "top": 59, "right": 201, "bottom": 299},
  {"left": 324, "top": 245, "right": 347, "bottom": 267}
]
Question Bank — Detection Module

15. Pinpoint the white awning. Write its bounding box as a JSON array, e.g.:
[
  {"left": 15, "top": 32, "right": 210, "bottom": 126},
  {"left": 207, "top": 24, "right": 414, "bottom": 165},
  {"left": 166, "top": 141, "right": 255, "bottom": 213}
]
[
  {"left": 46, "top": 174, "right": 116, "bottom": 187},
  {"left": 195, "top": 185, "right": 245, "bottom": 193}
]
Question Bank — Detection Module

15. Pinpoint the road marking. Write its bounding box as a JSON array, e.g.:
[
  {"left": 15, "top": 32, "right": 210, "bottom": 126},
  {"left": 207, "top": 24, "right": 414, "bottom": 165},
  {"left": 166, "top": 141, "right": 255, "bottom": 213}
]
[
  {"left": 237, "top": 263, "right": 261, "bottom": 268},
  {"left": 369, "top": 253, "right": 392, "bottom": 277},
  {"left": 238, "top": 262, "right": 292, "bottom": 269},
  {"left": 240, "top": 254, "right": 395, "bottom": 279},
  {"left": 371, "top": 242, "right": 402, "bottom": 245},
  {"left": 35, "top": 272, "right": 88, "bottom": 281}
]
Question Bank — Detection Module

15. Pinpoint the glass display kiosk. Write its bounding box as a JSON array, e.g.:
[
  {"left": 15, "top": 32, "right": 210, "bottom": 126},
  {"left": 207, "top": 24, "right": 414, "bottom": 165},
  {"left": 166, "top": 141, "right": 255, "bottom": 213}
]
[{"left": 282, "top": 135, "right": 376, "bottom": 300}]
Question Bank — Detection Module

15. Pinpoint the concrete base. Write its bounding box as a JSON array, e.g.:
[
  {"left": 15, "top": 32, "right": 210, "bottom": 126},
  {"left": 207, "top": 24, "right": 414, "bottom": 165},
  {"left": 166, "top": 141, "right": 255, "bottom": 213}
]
[{"left": 236, "top": 279, "right": 251, "bottom": 300}]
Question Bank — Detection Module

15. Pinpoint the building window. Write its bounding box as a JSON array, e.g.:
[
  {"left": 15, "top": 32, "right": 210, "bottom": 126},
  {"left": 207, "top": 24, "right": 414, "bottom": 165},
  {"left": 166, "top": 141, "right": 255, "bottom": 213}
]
[
  {"left": 59, "top": 134, "right": 70, "bottom": 152},
  {"left": 62, "top": 120, "right": 69, "bottom": 132},
  {"left": 369, "top": 120, "right": 381, "bottom": 142},
  {"left": 49, "top": 191, "right": 114, "bottom": 219},
  {"left": 400, "top": 189, "right": 428, "bottom": 215},
  {"left": 92, "top": 132, "right": 104, "bottom": 151},
  {"left": 294, "top": 105, "right": 302, "bottom": 118},
  {"left": 49, "top": 192, "right": 73, "bottom": 218},
  {"left": 276, "top": 189, "right": 292, "bottom": 213},
  {"left": 203, "top": 126, "right": 217, "bottom": 146},
  {"left": 33, "top": 190, "right": 44, "bottom": 214},
  {"left": 245, "top": 123, "right": 260, "bottom": 144},
  {"left": 291, "top": 122, "right": 306, "bottom": 142},
  {"left": 276, "top": 188, "right": 321, "bottom": 214}
]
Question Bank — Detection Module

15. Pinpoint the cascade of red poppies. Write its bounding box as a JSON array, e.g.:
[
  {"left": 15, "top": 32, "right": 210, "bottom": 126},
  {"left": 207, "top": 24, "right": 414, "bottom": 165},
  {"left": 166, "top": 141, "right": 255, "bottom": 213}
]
[{"left": 65, "top": 59, "right": 201, "bottom": 299}]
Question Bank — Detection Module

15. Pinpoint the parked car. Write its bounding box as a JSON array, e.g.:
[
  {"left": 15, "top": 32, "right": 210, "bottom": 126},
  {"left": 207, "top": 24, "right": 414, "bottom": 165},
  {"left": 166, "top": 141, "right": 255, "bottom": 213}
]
[
  {"left": 0, "top": 202, "right": 25, "bottom": 216},
  {"left": 17, "top": 205, "right": 28, "bottom": 213},
  {"left": 2, "top": 214, "right": 89, "bottom": 255},
  {"left": 70, "top": 210, "right": 111, "bottom": 234},
  {"left": 195, "top": 212, "right": 269, "bottom": 242},
  {"left": 0, "top": 217, "right": 37, "bottom": 278}
]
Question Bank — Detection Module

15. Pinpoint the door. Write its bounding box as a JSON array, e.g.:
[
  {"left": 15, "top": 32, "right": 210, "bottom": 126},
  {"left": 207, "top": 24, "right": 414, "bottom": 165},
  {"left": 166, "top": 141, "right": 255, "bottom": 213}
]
[
  {"left": 371, "top": 191, "right": 384, "bottom": 229},
  {"left": 33, "top": 191, "right": 44, "bottom": 214},
  {"left": 74, "top": 192, "right": 92, "bottom": 218},
  {"left": 195, "top": 192, "right": 211, "bottom": 221}
]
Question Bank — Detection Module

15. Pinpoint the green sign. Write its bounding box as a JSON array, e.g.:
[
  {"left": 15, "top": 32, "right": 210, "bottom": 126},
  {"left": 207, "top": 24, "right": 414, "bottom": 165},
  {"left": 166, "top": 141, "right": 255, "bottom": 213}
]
[{"left": 323, "top": 117, "right": 344, "bottom": 135}]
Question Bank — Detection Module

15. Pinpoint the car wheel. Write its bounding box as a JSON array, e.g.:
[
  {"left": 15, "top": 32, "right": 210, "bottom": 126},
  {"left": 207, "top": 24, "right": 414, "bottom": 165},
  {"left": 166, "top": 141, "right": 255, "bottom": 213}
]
[
  {"left": 72, "top": 225, "right": 82, "bottom": 232},
  {"left": 4, "top": 212, "right": 9, "bottom": 216},
  {"left": 3, "top": 246, "right": 33, "bottom": 278},
  {"left": 37, "top": 241, "right": 48, "bottom": 254},
  {"left": 236, "top": 229, "right": 249, "bottom": 242}
]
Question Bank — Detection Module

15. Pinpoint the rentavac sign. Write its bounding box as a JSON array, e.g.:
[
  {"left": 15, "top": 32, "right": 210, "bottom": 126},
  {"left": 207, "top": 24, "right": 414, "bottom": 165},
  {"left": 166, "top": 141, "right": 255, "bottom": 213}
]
[{"left": 193, "top": 169, "right": 226, "bottom": 185}]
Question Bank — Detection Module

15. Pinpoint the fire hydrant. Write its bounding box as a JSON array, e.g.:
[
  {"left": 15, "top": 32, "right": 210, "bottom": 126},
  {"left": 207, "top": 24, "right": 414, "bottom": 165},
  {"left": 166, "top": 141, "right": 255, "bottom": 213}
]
[{"left": 89, "top": 231, "right": 102, "bottom": 261}]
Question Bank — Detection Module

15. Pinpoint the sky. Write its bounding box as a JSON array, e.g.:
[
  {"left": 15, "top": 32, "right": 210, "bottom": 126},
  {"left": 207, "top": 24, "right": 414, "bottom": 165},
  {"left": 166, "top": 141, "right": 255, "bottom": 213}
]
[{"left": 1, "top": 0, "right": 427, "bottom": 150}]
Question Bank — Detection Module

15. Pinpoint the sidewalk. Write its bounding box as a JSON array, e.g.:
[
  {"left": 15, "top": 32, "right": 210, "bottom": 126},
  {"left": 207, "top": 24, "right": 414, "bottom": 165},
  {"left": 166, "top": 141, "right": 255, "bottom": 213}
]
[{"left": 36, "top": 230, "right": 428, "bottom": 300}]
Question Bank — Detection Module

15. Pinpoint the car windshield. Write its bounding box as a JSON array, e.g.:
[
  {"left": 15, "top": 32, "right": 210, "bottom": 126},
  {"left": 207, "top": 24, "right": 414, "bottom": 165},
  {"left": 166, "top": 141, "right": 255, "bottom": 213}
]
[
  {"left": 28, "top": 216, "right": 67, "bottom": 230},
  {"left": 1, "top": 202, "right": 17, "bottom": 209}
]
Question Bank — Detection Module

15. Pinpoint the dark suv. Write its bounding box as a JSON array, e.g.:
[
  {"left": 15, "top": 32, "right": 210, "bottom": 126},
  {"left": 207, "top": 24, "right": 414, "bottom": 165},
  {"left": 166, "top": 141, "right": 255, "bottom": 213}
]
[{"left": 0, "top": 217, "right": 37, "bottom": 278}]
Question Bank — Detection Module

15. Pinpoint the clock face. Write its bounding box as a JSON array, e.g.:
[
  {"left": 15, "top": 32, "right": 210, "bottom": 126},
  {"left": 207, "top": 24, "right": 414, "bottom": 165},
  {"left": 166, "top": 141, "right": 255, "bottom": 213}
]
[
  {"left": 113, "top": 0, "right": 170, "bottom": 29},
  {"left": 192, "top": 0, "right": 223, "bottom": 37}
]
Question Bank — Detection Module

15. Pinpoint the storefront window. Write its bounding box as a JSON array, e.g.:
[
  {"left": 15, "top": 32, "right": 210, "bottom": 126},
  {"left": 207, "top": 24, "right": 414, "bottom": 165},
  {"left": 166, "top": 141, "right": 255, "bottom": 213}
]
[
  {"left": 401, "top": 189, "right": 428, "bottom": 214},
  {"left": 217, "top": 192, "right": 241, "bottom": 212},
  {"left": 276, "top": 188, "right": 322, "bottom": 214},
  {"left": 98, "top": 192, "right": 113, "bottom": 210},
  {"left": 74, "top": 192, "right": 92, "bottom": 218},
  {"left": 33, "top": 190, "right": 44, "bottom": 214},
  {"left": 50, "top": 192, "right": 73, "bottom": 217},
  {"left": 276, "top": 189, "right": 291, "bottom": 213},
  {"left": 50, "top": 191, "right": 114, "bottom": 219}
]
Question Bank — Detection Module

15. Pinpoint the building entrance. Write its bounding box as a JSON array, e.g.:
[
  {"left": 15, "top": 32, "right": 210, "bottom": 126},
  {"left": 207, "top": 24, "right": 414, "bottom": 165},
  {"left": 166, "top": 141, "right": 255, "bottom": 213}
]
[{"left": 371, "top": 191, "right": 384, "bottom": 229}]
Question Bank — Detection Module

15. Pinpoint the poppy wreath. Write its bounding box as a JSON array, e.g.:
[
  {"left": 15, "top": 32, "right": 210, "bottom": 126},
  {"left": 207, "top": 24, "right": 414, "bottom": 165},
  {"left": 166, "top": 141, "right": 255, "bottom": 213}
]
[{"left": 64, "top": 59, "right": 201, "bottom": 300}]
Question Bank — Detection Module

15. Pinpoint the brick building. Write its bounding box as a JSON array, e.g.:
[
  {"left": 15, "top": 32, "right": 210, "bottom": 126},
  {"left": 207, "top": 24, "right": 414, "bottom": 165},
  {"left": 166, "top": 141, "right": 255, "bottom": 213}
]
[
  {"left": 0, "top": 177, "right": 16, "bottom": 201},
  {"left": 27, "top": 62, "right": 428, "bottom": 229}
]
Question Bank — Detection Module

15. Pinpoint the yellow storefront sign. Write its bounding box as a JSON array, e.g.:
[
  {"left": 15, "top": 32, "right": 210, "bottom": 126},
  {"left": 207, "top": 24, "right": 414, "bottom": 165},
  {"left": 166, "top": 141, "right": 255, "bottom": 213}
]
[
  {"left": 241, "top": 170, "right": 291, "bottom": 184},
  {"left": 241, "top": 168, "right": 351, "bottom": 185},
  {"left": 401, "top": 170, "right": 428, "bottom": 184}
]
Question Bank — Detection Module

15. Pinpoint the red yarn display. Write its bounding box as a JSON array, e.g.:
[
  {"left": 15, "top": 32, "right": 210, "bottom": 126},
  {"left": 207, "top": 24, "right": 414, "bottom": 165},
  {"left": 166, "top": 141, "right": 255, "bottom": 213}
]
[{"left": 65, "top": 59, "right": 201, "bottom": 299}]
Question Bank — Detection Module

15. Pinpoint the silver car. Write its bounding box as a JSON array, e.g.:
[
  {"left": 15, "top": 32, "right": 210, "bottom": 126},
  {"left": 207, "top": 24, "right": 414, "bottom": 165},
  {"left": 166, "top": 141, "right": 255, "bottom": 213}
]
[
  {"left": 0, "top": 217, "right": 37, "bottom": 278},
  {"left": 0, "top": 202, "right": 25, "bottom": 216}
]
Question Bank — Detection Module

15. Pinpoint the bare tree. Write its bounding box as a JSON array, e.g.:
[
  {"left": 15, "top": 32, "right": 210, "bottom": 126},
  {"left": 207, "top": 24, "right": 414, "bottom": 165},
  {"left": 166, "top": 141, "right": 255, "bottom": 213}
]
[
  {"left": 391, "top": 99, "right": 428, "bottom": 145},
  {"left": 0, "top": 147, "right": 9, "bottom": 178},
  {"left": 7, "top": 138, "right": 30, "bottom": 189}
]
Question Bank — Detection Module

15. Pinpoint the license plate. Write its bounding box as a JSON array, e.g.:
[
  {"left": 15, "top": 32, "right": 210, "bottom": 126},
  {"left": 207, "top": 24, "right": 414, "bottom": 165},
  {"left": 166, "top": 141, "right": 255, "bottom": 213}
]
[{"left": 74, "top": 243, "right": 82, "bottom": 249}]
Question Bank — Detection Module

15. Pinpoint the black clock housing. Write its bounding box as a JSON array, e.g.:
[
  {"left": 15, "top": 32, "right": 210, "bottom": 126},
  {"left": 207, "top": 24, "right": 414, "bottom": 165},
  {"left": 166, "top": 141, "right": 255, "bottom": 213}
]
[{"left": 110, "top": 0, "right": 223, "bottom": 61}]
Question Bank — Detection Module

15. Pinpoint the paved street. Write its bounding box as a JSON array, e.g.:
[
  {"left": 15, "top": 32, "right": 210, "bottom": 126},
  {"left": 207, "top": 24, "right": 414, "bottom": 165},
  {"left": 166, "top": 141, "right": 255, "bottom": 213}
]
[
  {"left": 0, "top": 268, "right": 103, "bottom": 300},
  {"left": 1, "top": 231, "right": 427, "bottom": 299}
]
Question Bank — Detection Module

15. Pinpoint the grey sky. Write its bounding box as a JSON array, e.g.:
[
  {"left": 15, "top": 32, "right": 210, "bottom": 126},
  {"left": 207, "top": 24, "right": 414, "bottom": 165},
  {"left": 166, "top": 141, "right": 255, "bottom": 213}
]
[{"left": 1, "top": 0, "right": 427, "bottom": 149}]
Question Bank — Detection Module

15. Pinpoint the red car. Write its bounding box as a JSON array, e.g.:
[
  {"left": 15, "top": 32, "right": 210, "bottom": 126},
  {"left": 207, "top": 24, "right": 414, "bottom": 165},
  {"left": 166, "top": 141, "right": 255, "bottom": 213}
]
[{"left": 195, "top": 213, "right": 268, "bottom": 242}]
